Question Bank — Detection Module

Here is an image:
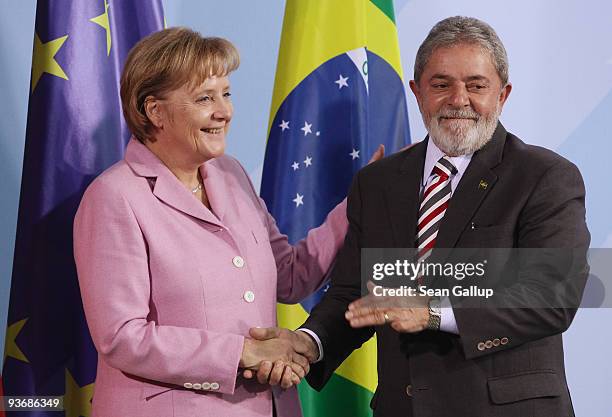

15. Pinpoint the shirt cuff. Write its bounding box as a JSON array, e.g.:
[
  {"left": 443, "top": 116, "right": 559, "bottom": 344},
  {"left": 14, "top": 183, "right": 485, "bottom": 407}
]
[
  {"left": 439, "top": 297, "right": 459, "bottom": 334},
  {"left": 297, "top": 328, "right": 324, "bottom": 363}
]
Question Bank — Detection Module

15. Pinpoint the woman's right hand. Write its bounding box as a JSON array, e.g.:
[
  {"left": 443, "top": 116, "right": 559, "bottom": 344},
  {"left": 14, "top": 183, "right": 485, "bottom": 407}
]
[{"left": 240, "top": 331, "right": 310, "bottom": 388}]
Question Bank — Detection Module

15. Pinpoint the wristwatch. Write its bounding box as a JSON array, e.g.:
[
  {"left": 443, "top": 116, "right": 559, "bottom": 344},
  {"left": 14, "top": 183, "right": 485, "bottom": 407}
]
[{"left": 427, "top": 297, "right": 441, "bottom": 330}]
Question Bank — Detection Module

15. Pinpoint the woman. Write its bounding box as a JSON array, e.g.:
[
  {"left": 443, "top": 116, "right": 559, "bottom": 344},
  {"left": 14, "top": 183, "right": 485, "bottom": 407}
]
[{"left": 74, "top": 27, "right": 381, "bottom": 417}]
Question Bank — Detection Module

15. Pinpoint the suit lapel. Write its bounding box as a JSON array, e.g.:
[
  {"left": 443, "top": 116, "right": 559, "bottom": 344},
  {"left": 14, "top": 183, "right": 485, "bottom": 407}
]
[
  {"left": 200, "top": 160, "right": 232, "bottom": 226},
  {"left": 151, "top": 174, "right": 223, "bottom": 227},
  {"left": 434, "top": 159, "right": 497, "bottom": 249},
  {"left": 124, "top": 138, "right": 224, "bottom": 228},
  {"left": 383, "top": 142, "right": 427, "bottom": 248},
  {"left": 435, "top": 123, "right": 507, "bottom": 249}
]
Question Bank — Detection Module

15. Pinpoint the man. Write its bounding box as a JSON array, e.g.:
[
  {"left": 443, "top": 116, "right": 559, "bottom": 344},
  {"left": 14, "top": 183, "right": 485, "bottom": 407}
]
[{"left": 251, "top": 16, "right": 589, "bottom": 416}]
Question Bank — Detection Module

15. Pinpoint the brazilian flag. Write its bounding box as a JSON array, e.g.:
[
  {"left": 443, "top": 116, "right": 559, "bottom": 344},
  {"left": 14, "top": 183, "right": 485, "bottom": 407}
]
[{"left": 261, "top": 1, "right": 410, "bottom": 416}]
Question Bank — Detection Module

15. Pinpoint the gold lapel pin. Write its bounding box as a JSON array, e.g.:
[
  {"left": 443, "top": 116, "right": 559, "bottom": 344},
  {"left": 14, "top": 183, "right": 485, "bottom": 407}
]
[{"left": 478, "top": 180, "right": 488, "bottom": 190}]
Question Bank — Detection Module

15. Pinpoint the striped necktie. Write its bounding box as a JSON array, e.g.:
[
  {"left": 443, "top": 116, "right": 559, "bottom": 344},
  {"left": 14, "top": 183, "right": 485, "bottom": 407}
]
[{"left": 416, "top": 157, "right": 458, "bottom": 263}]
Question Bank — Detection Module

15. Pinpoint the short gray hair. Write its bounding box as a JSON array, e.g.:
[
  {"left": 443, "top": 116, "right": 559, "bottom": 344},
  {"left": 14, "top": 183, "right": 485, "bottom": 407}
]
[{"left": 414, "top": 16, "right": 509, "bottom": 85}]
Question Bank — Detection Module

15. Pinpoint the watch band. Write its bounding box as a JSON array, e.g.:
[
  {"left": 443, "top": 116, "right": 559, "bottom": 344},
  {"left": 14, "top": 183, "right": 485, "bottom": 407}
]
[{"left": 427, "top": 297, "right": 441, "bottom": 330}]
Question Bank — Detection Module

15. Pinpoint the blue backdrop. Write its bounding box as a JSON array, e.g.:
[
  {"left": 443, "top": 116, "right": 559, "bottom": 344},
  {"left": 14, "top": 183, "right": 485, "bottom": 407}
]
[{"left": 1, "top": 1, "right": 610, "bottom": 415}]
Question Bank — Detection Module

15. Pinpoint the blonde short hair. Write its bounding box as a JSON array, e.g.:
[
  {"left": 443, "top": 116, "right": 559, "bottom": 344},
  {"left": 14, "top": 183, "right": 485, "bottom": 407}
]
[{"left": 120, "top": 27, "right": 240, "bottom": 142}]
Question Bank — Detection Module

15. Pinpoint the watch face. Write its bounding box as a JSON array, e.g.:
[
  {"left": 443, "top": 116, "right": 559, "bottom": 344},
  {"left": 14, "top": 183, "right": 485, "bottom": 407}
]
[{"left": 429, "top": 297, "right": 441, "bottom": 314}]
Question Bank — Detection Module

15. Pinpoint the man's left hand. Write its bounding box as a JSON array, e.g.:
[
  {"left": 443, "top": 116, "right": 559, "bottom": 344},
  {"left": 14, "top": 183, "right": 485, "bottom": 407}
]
[
  {"left": 345, "top": 282, "right": 431, "bottom": 333},
  {"left": 346, "top": 305, "right": 430, "bottom": 333}
]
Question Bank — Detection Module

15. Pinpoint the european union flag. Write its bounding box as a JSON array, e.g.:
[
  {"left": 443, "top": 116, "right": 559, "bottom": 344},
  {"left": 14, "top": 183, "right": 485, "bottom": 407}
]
[{"left": 3, "top": 1, "right": 163, "bottom": 415}]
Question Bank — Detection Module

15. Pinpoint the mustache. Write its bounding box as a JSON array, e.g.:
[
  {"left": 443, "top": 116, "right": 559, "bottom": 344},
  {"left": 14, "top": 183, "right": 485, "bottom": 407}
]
[{"left": 436, "top": 108, "right": 480, "bottom": 120}]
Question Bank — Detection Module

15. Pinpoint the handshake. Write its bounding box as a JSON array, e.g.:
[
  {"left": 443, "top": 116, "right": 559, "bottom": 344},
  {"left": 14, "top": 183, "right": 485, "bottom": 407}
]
[
  {"left": 238, "top": 284, "right": 430, "bottom": 390},
  {"left": 239, "top": 327, "right": 319, "bottom": 389}
]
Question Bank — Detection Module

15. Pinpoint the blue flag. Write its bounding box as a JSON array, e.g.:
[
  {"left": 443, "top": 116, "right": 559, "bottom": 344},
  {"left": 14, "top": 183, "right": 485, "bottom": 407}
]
[
  {"left": 261, "top": 1, "right": 410, "bottom": 415},
  {"left": 3, "top": 1, "right": 163, "bottom": 415}
]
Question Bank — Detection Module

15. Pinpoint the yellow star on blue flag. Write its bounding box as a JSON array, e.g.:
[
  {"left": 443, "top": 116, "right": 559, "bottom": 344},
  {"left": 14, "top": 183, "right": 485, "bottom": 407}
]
[
  {"left": 31, "top": 32, "right": 69, "bottom": 92},
  {"left": 90, "top": 0, "right": 112, "bottom": 55}
]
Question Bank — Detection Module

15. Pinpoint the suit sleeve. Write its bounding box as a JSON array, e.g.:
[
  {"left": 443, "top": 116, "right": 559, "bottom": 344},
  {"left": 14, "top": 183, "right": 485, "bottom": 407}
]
[
  {"left": 74, "top": 179, "right": 244, "bottom": 395},
  {"left": 453, "top": 159, "right": 590, "bottom": 359},
  {"left": 231, "top": 157, "right": 349, "bottom": 304},
  {"left": 263, "top": 197, "right": 348, "bottom": 304},
  {"left": 301, "top": 172, "right": 375, "bottom": 390}
]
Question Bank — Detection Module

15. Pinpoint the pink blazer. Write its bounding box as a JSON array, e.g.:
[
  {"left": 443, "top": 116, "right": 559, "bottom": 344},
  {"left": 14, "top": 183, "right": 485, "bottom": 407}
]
[{"left": 73, "top": 138, "right": 348, "bottom": 417}]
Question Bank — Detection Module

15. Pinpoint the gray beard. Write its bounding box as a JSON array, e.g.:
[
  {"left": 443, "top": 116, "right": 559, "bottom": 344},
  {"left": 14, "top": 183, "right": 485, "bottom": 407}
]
[{"left": 423, "top": 106, "right": 500, "bottom": 157}]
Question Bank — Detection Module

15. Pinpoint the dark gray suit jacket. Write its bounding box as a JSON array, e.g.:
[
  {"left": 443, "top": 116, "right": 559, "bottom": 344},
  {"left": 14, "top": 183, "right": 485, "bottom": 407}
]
[{"left": 302, "top": 123, "right": 590, "bottom": 417}]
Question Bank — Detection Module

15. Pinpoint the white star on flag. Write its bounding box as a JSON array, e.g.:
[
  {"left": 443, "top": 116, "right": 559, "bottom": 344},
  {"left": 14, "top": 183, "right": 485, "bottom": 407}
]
[
  {"left": 301, "top": 121, "right": 312, "bottom": 136},
  {"left": 303, "top": 156, "right": 313, "bottom": 167},
  {"left": 293, "top": 193, "right": 304, "bottom": 207},
  {"left": 350, "top": 148, "right": 360, "bottom": 160},
  {"left": 335, "top": 74, "right": 349, "bottom": 89},
  {"left": 279, "top": 120, "right": 290, "bottom": 131},
  {"left": 291, "top": 161, "right": 300, "bottom": 171}
]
